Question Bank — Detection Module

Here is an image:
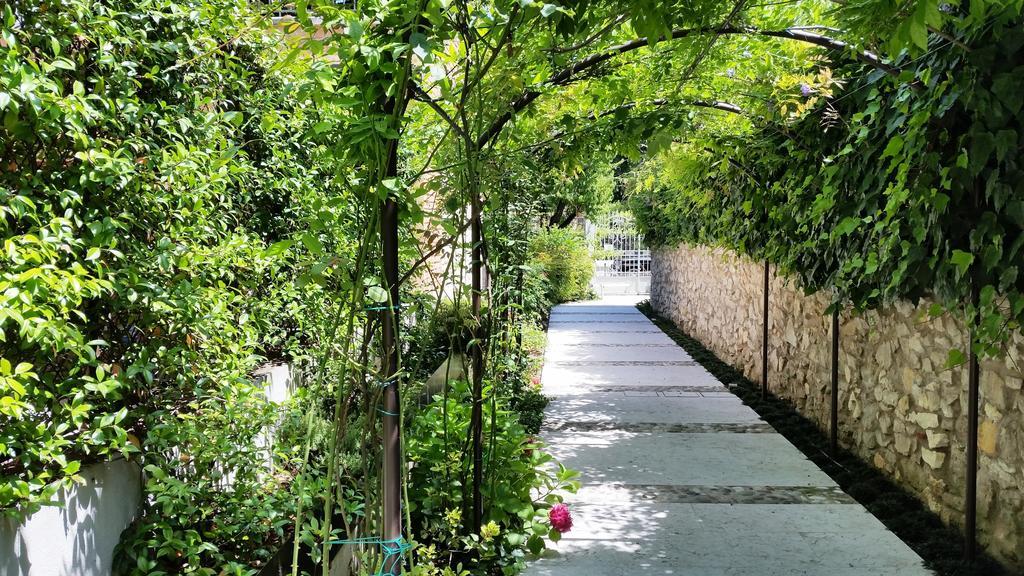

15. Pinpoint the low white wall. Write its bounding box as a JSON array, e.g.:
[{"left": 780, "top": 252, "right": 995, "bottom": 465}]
[
  {"left": 0, "top": 458, "right": 142, "bottom": 576},
  {"left": 2, "top": 363, "right": 300, "bottom": 576}
]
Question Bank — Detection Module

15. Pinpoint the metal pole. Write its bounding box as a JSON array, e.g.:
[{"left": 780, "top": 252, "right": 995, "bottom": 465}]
[
  {"left": 381, "top": 195, "right": 402, "bottom": 568},
  {"left": 762, "top": 260, "right": 769, "bottom": 400},
  {"left": 830, "top": 307, "right": 840, "bottom": 454},
  {"left": 965, "top": 277, "right": 980, "bottom": 561},
  {"left": 470, "top": 194, "right": 484, "bottom": 533}
]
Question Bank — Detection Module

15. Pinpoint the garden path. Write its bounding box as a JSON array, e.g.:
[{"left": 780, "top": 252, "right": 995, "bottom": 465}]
[{"left": 525, "top": 297, "right": 932, "bottom": 576}]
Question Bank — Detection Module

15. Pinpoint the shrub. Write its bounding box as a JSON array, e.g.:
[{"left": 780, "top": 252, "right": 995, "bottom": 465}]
[
  {"left": 1, "top": 0, "right": 358, "bottom": 570},
  {"left": 405, "top": 381, "right": 577, "bottom": 573},
  {"left": 528, "top": 229, "right": 594, "bottom": 306}
]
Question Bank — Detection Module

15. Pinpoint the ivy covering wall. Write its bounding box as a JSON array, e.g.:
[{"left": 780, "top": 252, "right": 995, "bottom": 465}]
[{"left": 630, "top": 12, "right": 1024, "bottom": 359}]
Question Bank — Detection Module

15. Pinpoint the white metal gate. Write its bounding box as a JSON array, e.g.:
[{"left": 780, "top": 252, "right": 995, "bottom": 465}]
[{"left": 586, "top": 212, "right": 651, "bottom": 296}]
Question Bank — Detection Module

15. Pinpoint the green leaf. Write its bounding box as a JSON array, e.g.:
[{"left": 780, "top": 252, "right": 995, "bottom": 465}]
[
  {"left": 994, "top": 129, "right": 1017, "bottom": 162},
  {"left": 223, "top": 111, "right": 244, "bottom": 127},
  {"left": 832, "top": 217, "right": 860, "bottom": 238},
  {"left": 950, "top": 250, "right": 974, "bottom": 271},
  {"left": 50, "top": 57, "right": 76, "bottom": 71},
  {"left": 300, "top": 233, "right": 323, "bottom": 255},
  {"left": 366, "top": 286, "right": 389, "bottom": 303},
  {"left": 526, "top": 534, "right": 544, "bottom": 555},
  {"left": 881, "top": 135, "right": 904, "bottom": 158},
  {"left": 969, "top": 133, "right": 995, "bottom": 174},
  {"left": 992, "top": 73, "right": 1023, "bottom": 116},
  {"left": 265, "top": 239, "right": 294, "bottom": 257},
  {"left": 944, "top": 349, "right": 967, "bottom": 368}
]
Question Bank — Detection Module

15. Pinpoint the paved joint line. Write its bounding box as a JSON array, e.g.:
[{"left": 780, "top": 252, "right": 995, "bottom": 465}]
[
  {"left": 549, "top": 320, "right": 658, "bottom": 323},
  {"left": 594, "top": 385, "right": 729, "bottom": 392},
  {"left": 551, "top": 312, "right": 644, "bottom": 315},
  {"left": 543, "top": 421, "right": 775, "bottom": 434},
  {"left": 557, "top": 330, "right": 663, "bottom": 333},
  {"left": 580, "top": 484, "right": 857, "bottom": 505},
  {"left": 552, "top": 343, "right": 679, "bottom": 347},
  {"left": 549, "top": 360, "right": 697, "bottom": 366}
]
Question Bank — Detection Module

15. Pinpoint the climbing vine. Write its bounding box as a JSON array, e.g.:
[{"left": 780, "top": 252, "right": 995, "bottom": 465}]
[{"left": 629, "top": 5, "right": 1024, "bottom": 358}]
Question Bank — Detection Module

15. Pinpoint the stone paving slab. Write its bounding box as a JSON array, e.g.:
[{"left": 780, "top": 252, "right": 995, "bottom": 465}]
[
  {"left": 547, "top": 321, "right": 663, "bottom": 332},
  {"left": 545, "top": 330, "right": 677, "bottom": 346},
  {"left": 544, "top": 344, "right": 692, "bottom": 362},
  {"left": 554, "top": 298, "right": 643, "bottom": 309},
  {"left": 550, "top": 310, "right": 647, "bottom": 316},
  {"left": 544, "top": 394, "right": 761, "bottom": 425},
  {"left": 549, "top": 313, "right": 648, "bottom": 323},
  {"left": 542, "top": 431, "right": 836, "bottom": 487},
  {"left": 545, "top": 422, "right": 776, "bottom": 434},
  {"left": 541, "top": 363, "right": 722, "bottom": 391},
  {"left": 527, "top": 503, "right": 932, "bottom": 576}
]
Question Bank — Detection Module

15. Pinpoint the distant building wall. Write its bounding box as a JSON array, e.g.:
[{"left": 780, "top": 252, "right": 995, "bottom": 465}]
[{"left": 651, "top": 243, "right": 1024, "bottom": 570}]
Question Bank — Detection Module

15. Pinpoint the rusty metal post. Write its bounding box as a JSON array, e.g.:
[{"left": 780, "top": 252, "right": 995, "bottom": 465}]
[
  {"left": 830, "top": 307, "right": 840, "bottom": 454},
  {"left": 965, "top": 278, "right": 980, "bottom": 561},
  {"left": 762, "top": 260, "right": 769, "bottom": 400}
]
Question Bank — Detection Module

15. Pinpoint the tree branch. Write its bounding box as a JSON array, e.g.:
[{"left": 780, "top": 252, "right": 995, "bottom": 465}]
[
  {"left": 545, "top": 13, "right": 628, "bottom": 54},
  {"left": 398, "top": 218, "right": 472, "bottom": 286},
  {"left": 411, "top": 84, "right": 470, "bottom": 142},
  {"left": 477, "top": 25, "right": 898, "bottom": 149}
]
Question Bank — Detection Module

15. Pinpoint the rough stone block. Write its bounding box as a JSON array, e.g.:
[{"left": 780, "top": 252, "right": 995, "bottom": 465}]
[
  {"left": 921, "top": 448, "right": 946, "bottom": 469},
  {"left": 875, "top": 343, "right": 892, "bottom": 367},
  {"left": 979, "top": 420, "right": 999, "bottom": 456},
  {"left": 926, "top": 430, "right": 949, "bottom": 449},
  {"left": 910, "top": 412, "right": 939, "bottom": 429},
  {"left": 895, "top": 433, "right": 913, "bottom": 456},
  {"left": 982, "top": 375, "right": 1007, "bottom": 411},
  {"left": 873, "top": 452, "right": 888, "bottom": 470}
]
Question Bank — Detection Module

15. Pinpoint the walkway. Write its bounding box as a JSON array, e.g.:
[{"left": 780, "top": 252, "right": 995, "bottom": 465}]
[{"left": 526, "top": 298, "right": 932, "bottom": 576}]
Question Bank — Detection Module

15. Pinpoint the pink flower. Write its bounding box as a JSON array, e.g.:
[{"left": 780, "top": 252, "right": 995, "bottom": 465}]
[{"left": 549, "top": 503, "right": 573, "bottom": 533}]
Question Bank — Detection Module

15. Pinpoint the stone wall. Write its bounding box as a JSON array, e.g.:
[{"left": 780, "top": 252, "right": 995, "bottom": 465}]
[{"left": 651, "top": 243, "right": 1024, "bottom": 570}]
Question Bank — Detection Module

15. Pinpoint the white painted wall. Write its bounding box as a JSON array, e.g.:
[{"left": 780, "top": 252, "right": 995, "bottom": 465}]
[
  {"left": 1, "top": 364, "right": 296, "bottom": 576},
  {"left": 255, "top": 362, "right": 295, "bottom": 404},
  {"left": 0, "top": 458, "right": 142, "bottom": 576}
]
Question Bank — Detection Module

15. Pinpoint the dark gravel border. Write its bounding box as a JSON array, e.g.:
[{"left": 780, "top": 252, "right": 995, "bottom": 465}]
[{"left": 636, "top": 301, "right": 1009, "bottom": 576}]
